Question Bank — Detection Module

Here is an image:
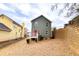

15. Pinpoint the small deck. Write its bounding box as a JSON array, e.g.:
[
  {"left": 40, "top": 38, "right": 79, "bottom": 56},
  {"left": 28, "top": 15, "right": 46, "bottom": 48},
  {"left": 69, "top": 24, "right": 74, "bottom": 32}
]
[{"left": 26, "top": 36, "right": 38, "bottom": 43}]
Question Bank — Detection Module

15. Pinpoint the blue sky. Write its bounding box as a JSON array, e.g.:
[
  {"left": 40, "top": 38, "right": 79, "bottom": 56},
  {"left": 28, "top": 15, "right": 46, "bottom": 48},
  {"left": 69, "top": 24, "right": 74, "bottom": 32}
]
[{"left": 0, "top": 3, "right": 78, "bottom": 31}]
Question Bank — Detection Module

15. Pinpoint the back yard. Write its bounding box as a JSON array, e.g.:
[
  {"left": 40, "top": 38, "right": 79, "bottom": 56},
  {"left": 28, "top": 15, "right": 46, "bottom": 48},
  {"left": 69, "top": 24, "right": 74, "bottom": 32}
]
[{"left": 0, "top": 38, "right": 76, "bottom": 56}]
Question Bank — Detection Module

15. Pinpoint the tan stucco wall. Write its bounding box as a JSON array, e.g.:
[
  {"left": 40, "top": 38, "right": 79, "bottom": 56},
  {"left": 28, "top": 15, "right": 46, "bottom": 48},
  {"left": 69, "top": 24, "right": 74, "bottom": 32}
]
[
  {"left": 56, "top": 25, "right": 79, "bottom": 55},
  {"left": 0, "top": 26, "right": 22, "bottom": 42},
  {"left": 0, "top": 31, "right": 15, "bottom": 41},
  {"left": 66, "top": 25, "right": 79, "bottom": 55},
  {"left": 55, "top": 28, "right": 67, "bottom": 39}
]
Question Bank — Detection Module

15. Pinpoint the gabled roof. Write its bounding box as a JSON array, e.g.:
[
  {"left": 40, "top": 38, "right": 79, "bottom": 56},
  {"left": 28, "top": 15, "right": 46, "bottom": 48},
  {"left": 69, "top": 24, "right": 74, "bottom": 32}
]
[
  {"left": 31, "top": 15, "right": 52, "bottom": 23},
  {"left": 0, "top": 23, "right": 11, "bottom": 32},
  {"left": 0, "top": 14, "right": 23, "bottom": 28}
]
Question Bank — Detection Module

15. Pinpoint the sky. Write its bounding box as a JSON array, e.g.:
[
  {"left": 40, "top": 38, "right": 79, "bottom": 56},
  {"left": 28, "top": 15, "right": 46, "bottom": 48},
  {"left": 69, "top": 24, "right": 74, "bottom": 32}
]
[{"left": 0, "top": 3, "right": 78, "bottom": 31}]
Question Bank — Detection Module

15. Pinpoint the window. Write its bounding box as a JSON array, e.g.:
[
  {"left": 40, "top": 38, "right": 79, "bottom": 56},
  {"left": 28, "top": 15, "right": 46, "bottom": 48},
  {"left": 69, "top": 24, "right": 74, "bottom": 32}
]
[
  {"left": 46, "top": 31, "right": 48, "bottom": 34},
  {"left": 16, "top": 32, "right": 17, "bottom": 35},
  {"left": 13, "top": 25, "right": 16, "bottom": 28},
  {"left": 35, "top": 21, "right": 38, "bottom": 24},
  {"left": 46, "top": 23, "right": 48, "bottom": 27},
  {"left": 2, "top": 16, "right": 4, "bottom": 19},
  {"left": 19, "top": 29, "right": 20, "bottom": 32},
  {"left": 13, "top": 24, "right": 17, "bottom": 30}
]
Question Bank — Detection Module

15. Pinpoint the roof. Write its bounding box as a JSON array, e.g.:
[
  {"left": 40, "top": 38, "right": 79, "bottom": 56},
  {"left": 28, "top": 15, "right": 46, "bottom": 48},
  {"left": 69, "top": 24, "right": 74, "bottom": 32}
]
[
  {"left": 70, "top": 15, "right": 79, "bottom": 22},
  {"left": 0, "top": 23, "right": 11, "bottom": 32},
  {"left": 31, "top": 15, "right": 52, "bottom": 23},
  {"left": 0, "top": 14, "right": 23, "bottom": 28}
]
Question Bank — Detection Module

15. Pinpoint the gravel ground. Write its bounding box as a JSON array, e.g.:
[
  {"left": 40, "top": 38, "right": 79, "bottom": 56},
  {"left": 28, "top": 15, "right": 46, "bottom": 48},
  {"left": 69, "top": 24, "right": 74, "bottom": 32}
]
[{"left": 0, "top": 38, "right": 75, "bottom": 56}]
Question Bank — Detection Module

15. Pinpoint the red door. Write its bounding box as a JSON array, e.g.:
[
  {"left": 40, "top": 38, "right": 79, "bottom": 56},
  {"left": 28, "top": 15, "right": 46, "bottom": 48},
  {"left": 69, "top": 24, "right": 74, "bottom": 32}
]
[{"left": 32, "top": 30, "right": 37, "bottom": 36}]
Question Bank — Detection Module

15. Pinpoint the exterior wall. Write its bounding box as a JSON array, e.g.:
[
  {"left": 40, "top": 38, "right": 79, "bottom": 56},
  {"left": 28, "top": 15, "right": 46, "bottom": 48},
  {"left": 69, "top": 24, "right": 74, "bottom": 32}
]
[
  {"left": 0, "top": 16, "right": 13, "bottom": 29},
  {"left": 32, "top": 16, "right": 51, "bottom": 38},
  {"left": 66, "top": 16, "right": 79, "bottom": 55},
  {"left": 55, "top": 24, "right": 79, "bottom": 55},
  {"left": 12, "top": 24, "right": 22, "bottom": 39},
  {"left": 66, "top": 25, "right": 79, "bottom": 55},
  {"left": 0, "top": 15, "right": 23, "bottom": 42},
  {"left": 21, "top": 23, "right": 25, "bottom": 38},
  {"left": 55, "top": 28, "right": 67, "bottom": 39}
]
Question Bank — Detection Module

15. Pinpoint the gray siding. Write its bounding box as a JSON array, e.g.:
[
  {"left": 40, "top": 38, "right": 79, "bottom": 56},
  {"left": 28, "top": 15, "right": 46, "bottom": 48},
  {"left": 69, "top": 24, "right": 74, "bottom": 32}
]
[{"left": 32, "top": 16, "right": 51, "bottom": 38}]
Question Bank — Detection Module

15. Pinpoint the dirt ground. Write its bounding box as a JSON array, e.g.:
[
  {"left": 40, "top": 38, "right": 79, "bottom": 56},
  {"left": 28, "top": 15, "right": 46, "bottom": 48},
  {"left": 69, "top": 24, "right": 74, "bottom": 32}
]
[{"left": 0, "top": 38, "right": 76, "bottom": 56}]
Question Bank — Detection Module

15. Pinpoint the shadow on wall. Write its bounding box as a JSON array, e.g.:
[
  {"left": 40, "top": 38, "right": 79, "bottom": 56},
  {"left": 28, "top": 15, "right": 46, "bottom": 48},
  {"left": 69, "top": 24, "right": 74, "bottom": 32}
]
[
  {"left": 55, "top": 28, "right": 67, "bottom": 39},
  {"left": 0, "top": 37, "right": 24, "bottom": 49}
]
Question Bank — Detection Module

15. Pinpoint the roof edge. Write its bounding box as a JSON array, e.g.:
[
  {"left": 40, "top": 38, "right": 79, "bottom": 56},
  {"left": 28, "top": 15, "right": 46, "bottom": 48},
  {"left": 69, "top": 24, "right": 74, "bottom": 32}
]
[
  {"left": 31, "top": 15, "right": 52, "bottom": 23},
  {"left": 0, "top": 14, "right": 23, "bottom": 28}
]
